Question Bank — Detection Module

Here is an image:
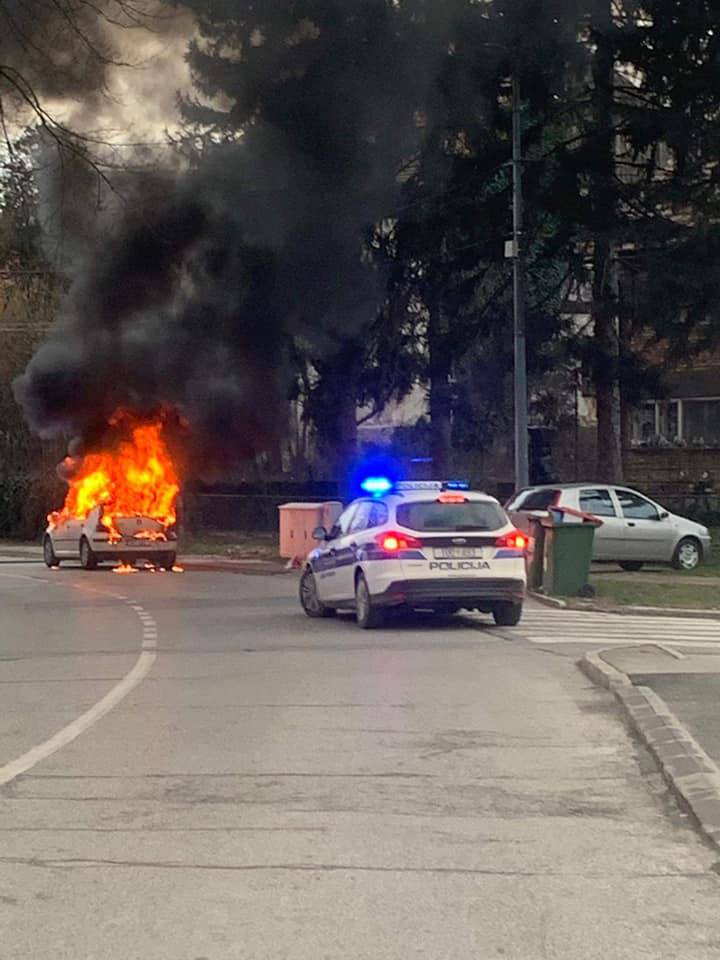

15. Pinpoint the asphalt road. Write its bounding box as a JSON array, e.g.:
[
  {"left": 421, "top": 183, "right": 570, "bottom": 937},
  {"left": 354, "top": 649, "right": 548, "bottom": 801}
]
[{"left": 2, "top": 562, "right": 720, "bottom": 959}]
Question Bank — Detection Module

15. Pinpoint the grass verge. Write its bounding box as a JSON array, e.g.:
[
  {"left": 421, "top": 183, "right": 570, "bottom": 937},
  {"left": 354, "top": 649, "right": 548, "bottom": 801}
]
[
  {"left": 178, "top": 530, "right": 280, "bottom": 560},
  {"left": 590, "top": 578, "right": 720, "bottom": 611}
]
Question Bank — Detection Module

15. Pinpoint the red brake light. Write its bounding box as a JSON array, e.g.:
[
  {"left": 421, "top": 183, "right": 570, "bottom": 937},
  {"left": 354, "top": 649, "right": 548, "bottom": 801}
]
[
  {"left": 376, "top": 530, "right": 422, "bottom": 552},
  {"left": 496, "top": 530, "right": 528, "bottom": 551},
  {"left": 437, "top": 493, "right": 467, "bottom": 504}
]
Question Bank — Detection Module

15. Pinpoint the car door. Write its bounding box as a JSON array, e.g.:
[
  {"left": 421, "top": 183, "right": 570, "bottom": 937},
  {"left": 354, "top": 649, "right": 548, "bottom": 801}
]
[
  {"left": 613, "top": 488, "right": 670, "bottom": 561},
  {"left": 53, "top": 517, "right": 83, "bottom": 558},
  {"left": 314, "top": 503, "right": 358, "bottom": 603},
  {"left": 330, "top": 500, "right": 374, "bottom": 602},
  {"left": 577, "top": 487, "right": 628, "bottom": 560}
]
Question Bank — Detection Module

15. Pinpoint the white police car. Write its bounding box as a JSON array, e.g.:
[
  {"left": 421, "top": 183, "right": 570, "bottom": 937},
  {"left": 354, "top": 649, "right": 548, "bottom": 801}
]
[{"left": 299, "top": 479, "right": 528, "bottom": 629}]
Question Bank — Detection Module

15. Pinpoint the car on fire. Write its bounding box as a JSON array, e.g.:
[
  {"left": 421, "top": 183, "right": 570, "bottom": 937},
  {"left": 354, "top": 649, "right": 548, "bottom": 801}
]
[
  {"left": 299, "top": 479, "right": 527, "bottom": 629},
  {"left": 43, "top": 506, "right": 177, "bottom": 570}
]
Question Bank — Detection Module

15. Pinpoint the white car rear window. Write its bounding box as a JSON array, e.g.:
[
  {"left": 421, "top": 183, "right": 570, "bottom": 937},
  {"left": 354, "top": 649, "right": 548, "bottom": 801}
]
[
  {"left": 396, "top": 501, "right": 506, "bottom": 533},
  {"left": 510, "top": 489, "right": 559, "bottom": 511}
]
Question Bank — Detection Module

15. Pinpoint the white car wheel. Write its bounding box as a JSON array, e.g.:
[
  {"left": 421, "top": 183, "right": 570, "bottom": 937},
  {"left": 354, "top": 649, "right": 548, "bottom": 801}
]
[
  {"left": 43, "top": 536, "right": 59, "bottom": 568},
  {"left": 79, "top": 537, "right": 98, "bottom": 570},
  {"left": 673, "top": 537, "right": 701, "bottom": 571}
]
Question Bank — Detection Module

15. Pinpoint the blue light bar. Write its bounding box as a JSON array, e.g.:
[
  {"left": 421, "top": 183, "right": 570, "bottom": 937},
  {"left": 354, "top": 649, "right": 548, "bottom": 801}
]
[
  {"left": 445, "top": 480, "right": 470, "bottom": 491},
  {"left": 361, "top": 476, "right": 393, "bottom": 496}
]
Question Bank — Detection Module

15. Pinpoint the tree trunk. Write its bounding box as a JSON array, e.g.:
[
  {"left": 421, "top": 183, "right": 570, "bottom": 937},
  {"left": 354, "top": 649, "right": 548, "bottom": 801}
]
[
  {"left": 592, "top": 242, "right": 623, "bottom": 482},
  {"left": 590, "top": 0, "right": 624, "bottom": 483},
  {"left": 428, "top": 295, "right": 452, "bottom": 477},
  {"left": 334, "top": 391, "right": 358, "bottom": 502}
]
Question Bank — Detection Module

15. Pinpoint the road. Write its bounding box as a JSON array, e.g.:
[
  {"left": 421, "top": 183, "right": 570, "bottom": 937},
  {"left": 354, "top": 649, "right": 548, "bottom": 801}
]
[{"left": 1, "top": 562, "right": 720, "bottom": 959}]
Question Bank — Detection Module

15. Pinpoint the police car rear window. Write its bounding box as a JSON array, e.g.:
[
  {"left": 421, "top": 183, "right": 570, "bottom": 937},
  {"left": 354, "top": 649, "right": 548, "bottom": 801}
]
[{"left": 396, "top": 501, "right": 506, "bottom": 532}]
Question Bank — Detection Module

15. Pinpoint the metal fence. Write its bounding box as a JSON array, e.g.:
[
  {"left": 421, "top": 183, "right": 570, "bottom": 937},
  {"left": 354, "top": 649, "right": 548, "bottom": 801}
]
[{"left": 183, "top": 484, "right": 339, "bottom": 533}]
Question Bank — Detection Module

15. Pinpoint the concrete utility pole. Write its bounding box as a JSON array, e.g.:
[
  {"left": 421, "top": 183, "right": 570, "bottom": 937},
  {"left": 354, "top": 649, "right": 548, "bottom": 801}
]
[{"left": 512, "top": 72, "right": 529, "bottom": 490}]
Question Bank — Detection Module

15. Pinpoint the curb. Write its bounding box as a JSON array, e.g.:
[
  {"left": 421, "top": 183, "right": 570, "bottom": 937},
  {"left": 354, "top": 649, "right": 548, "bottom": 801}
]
[
  {"left": 528, "top": 590, "right": 567, "bottom": 609},
  {"left": 579, "top": 646, "right": 720, "bottom": 852},
  {"left": 182, "top": 558, "right": 292, "bottom": 575},
  {"left": 536, "top": 591, "right": 720, "bottom": 620}
]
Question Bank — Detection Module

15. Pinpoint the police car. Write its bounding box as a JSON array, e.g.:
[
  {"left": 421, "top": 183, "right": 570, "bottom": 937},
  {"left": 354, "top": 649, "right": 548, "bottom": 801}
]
[{"left": 299, "top": 479, "right": 527, "bottom": 629}]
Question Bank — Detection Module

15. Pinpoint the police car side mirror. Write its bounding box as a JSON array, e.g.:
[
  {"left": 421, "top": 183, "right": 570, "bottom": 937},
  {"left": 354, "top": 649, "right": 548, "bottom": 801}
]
[{"left": 312, "top": 525, "right": 328, "bottom": 541}]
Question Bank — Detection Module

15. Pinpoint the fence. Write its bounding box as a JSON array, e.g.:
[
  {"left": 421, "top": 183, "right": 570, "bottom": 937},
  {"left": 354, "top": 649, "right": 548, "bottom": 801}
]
[{"left": 183, "top": 483, "right": 339, "bottom": 534}]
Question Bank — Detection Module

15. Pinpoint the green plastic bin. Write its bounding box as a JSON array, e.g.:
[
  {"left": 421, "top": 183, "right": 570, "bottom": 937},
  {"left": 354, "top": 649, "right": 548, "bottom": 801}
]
[{"left": 541, "top": 512, "right": 600, "bottom": 597}]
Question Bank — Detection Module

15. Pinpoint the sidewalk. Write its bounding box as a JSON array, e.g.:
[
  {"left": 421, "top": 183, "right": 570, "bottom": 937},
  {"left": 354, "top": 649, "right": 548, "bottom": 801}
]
[
  {"left": 601, "top": 645, "right": 720, "bottom": 771},
  {"left": 583, "top": 643, "right": 720, "bottom": 850}
]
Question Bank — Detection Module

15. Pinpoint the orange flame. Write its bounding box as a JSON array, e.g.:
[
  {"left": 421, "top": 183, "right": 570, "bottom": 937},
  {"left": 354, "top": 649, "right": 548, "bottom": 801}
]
[{"left": 48, "top": 412, "right": 180, "bottom": 539}]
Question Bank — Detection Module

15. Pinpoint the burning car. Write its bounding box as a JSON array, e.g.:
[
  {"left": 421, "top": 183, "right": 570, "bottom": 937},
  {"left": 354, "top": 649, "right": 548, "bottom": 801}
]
[
  {"left": 43, "top": 412, "right": 180, "bottom": 571},
  {"left": 44, "top": 506, "right": 177, "bottom": 570}
]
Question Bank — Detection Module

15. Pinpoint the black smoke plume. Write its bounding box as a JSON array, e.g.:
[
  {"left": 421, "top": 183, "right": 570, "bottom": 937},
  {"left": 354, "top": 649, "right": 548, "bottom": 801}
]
[
  {"left": 13, "top": 1, "right": 452, "bottom": 475},
  {"left": 14, "top": 160, "right": 287, "bottom": 473}
]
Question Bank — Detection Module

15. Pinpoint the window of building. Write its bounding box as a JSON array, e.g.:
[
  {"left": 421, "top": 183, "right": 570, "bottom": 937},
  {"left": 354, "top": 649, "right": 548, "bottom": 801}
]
[
  {"left": 631, "top": 398, "right": 719, "bottom": 447},
  {"left": 683, "top": 399, "right": 720, "bottom": 447}
]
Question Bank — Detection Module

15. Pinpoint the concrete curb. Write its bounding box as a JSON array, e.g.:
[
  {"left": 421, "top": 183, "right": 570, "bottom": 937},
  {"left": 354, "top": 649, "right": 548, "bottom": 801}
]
[
  {"left": 538, "top": 592, "right": 720, "bottom": 620},
  {"left": 579, "top": 646, "right": 720, "bottom": 852},
  {"left": 578, "top": 650, "right": 632, "bottom": 690},
  {"left": 528, "top": 590, "right": 567, "bottom": 609},
  {"left": 182, "top": 557, "right": 292, "bottom": 575}
]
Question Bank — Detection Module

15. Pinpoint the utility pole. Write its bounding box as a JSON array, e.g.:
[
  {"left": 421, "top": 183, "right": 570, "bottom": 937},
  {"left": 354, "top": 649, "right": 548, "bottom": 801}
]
[{"left": 511, "top": 71, "right": 529, "bottom": 489}]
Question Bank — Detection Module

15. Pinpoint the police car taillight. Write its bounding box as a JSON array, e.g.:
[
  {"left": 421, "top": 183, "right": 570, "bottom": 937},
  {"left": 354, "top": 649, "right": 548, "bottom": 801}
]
[
  {"left": 437, "top": 492, "right": 467, "bottom": 504},
  {"left": 376, "top": 531, "right": 422, "bottom": 552},
  {"left": 495, "top": 530, "right": 528, "bottom": 550}
]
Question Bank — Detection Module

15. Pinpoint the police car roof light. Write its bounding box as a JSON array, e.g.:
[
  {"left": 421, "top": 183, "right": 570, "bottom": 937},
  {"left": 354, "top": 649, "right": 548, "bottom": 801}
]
[
  {"left": 444, "top": 480, "right": 470, "bottom": 491},
  {"left": 360, "top": 476, "right": 393, "bottom": 496}
]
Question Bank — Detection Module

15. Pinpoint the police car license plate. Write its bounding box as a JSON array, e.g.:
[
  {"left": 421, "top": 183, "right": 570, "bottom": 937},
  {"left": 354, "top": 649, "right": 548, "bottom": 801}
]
[{"left": 434, "top": 547, "right": 483, "bottom": 559}]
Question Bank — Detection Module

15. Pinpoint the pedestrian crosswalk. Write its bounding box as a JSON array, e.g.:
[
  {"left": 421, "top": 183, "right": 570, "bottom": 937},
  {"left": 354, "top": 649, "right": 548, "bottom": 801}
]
[{"left": 515, "top": 601, "right": 720, "bottom": 648}]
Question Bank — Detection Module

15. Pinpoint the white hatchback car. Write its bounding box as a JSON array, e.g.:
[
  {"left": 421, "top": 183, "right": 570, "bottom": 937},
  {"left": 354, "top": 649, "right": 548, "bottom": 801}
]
[
  {"left": 44, "top": 506, "right": 177, "bottom": 570},
  {"left": 299, "top": 480, "right": 528, "bottom": 629},
  {"left": 506, "top": 483, "right": 711, "bottom": 571}
]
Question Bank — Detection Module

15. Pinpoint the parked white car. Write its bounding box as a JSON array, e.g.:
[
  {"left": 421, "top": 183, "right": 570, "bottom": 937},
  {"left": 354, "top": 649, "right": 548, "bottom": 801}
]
[{"left": 506, "top": 484, "right": 711, "bottom": 571}]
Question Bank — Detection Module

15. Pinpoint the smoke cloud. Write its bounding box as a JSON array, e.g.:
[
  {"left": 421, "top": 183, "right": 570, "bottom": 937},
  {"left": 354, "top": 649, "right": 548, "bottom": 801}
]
[
  {"left": 14, "top": 155, "right": 287, "bottom": 472},
  {"left": 12, "top": 1, "right": 456, "bottom": 475}
]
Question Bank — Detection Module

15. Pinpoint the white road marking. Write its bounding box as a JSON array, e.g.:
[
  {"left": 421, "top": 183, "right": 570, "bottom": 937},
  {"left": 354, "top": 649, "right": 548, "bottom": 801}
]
[
  {"left": 0, "top": 650, "right": 155, "bottom": 785},
  {"left": 0, "top": 577, "right": 159, "bottom": 786},
  {"left": 515, "top": 605, "right": 720, "bottom": 647}
]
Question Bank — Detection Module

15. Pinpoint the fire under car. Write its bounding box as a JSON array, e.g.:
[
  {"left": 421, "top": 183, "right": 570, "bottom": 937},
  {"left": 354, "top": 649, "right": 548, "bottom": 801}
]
[
  {"left": 43, "top": 506, "right": 177, "bottom": 570},
  {"left": 299, "top": 479, "right": 528, "bottom": 629}
]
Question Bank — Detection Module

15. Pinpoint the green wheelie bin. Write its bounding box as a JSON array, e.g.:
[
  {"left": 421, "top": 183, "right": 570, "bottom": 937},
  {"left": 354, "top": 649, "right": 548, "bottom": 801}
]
[{"left": 541, "top": 508, "right": 602, "bottom": 597}]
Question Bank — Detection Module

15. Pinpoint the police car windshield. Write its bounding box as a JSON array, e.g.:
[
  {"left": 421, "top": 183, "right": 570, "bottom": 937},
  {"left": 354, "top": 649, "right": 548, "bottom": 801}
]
[{"left": 396, "top": 501, "right": 506, "bottom": 533}]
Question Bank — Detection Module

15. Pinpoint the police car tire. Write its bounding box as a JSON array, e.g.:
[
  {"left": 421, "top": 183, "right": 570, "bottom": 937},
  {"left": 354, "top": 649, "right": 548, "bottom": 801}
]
[
  {"left": 493, "top": 601, "right": 522, "bottom": 627},
  {"left": 299, "top": 568, "right": 335, "bottom": 619},
  {"left": 355, "top": 573, "right": 384, "bottom": 630}
]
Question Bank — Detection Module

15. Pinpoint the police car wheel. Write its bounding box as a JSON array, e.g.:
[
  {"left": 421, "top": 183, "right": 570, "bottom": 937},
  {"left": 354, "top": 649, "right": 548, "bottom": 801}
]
[
  {"left": 299, "top": 568, "right": 335, "bottom": 619},
  {"left": 493, "top": 601, "right": 522, "bottom": 627},
  {"left": 355, "top": 573, "right": 384, "bottom": 629}
]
